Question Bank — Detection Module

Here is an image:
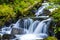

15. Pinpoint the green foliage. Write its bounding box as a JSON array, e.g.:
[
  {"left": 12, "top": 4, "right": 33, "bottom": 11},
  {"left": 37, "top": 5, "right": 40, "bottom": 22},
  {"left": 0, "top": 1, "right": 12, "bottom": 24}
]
[
  {"left": 53, "top": 26, "right": 60, "bottom": 34},
  {"left": 0, "top": 4, "right": 15, "bottom": 26},
  {"left": 0, "top": 0, "right": 42, "bottom": 26},
  {"left": 0, "top": 0, "right": 14, "bottom": 4},
  {"left": 48, "top": 0, "right": 60, "bottom": 4},
  {"left": 45, "top": 3, "right": 60, "bottom": 10},
  {"left": 13, "top": 0, "right": 42, "bottom": 16},
  {"left": 44, "top": 36, "right": 57, "bottom": 40},
  {"left": 50, "top": 8, "right": 60, "bottom": 22},
  {"left": 50, "top": 8, "right": 60, "bottom": 34}
]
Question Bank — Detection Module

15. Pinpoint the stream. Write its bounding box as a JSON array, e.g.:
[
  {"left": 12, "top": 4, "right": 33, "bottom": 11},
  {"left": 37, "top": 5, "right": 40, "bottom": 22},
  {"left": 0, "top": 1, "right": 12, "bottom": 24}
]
[{"left": 0, "top": 0, "right": 56, "bottom": 40}]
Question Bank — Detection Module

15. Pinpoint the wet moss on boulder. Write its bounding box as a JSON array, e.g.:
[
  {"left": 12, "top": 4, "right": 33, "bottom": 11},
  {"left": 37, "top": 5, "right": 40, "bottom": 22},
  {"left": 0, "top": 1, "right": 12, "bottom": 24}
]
[{"left": 44, "top": 36, "right": 57, "bottom": 40}]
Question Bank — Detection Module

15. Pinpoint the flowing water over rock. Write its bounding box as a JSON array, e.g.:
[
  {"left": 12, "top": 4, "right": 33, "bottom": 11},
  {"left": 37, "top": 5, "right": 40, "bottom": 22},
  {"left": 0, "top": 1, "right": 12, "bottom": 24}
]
[
  {"left": 0, "top": 18, "right": 52, "bottom": 40},
  {"left": 0, "top": 2, "right": 53, "bottom": 40},
  {"left": 28, "top": 20, "right": 40, "bottom": 33},
  {"left": 35, "top": 2, "right": 49, "bottom": 17}
]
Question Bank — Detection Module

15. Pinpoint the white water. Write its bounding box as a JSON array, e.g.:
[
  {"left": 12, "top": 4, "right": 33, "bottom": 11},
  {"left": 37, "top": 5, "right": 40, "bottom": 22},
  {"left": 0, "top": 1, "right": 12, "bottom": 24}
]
[
  {"left": 24, "top": 18, "right": 33, "bottom": 29},
  {"left": 13, "top": 19, "right": 21, "bottom": 28},
  {"left": 0, "top": 2, "right": 53, "bottom": 40},
  {"left": 0, "top": 18, "right": 52, "bottom": 40},
  {"left": 28, "top": 20, "right": 40, "bottom": 33},
  {"left": 20, "top": 33, "right": 48, "bottom": 40},
  {"left": 35, "top": 2, "right": 49, "bottom": 17},
  {"left": 34, "top": 18, "right": 52, "bottom": 34},
  {"left": 20, "top": 18, "right": 52, "bottom": 40}
]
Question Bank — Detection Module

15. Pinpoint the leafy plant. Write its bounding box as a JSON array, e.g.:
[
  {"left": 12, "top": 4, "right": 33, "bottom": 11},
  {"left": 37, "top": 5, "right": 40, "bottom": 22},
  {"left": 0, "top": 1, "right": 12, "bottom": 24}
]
[
  {"left": 0, "top": 0, "right": 42, "bottom": 26},
  {"left": 0, "top": 4, "right": 15, "bottom": 26},
  {"left": 48, "top": 0, "right": 60, "bottom": 4},
  {"left": 50, "top": 8, "right": 60, "bottom": 22}
]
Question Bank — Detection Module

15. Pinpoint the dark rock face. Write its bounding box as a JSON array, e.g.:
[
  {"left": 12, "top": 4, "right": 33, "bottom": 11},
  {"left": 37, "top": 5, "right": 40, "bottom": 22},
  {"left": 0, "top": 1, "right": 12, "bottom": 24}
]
[
  {"left": 56, "top": 22, "right": 60, "bottom": 27},
  {"left": 9, "top": 0, "right": 14, "bottom": 2},
  {"left": 43, "top": 10, "right": 51, "bottom": 16},
  {"left": 5, "top": 19, "right": 13, "bottom": 27},
  {"left": 2, "top": 34, "right": 16, "bottom": 39},
  {"left": 0, "top": 35, "right": 1, "bottom": 40},
  {"left": 55, "top": 31, "right": 60, "bottom": 40},
  {"left": 11, "top": 28, "right": 26, "bottom": 35},
  {"left": 19, "top": 19, "right": 24, "bottom": 28}
]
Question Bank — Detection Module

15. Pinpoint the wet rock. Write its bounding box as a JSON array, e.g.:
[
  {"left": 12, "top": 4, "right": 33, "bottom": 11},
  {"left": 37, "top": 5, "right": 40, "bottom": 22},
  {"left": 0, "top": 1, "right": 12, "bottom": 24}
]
[
  {"left": 11, "top": 28, "right": 26, "bottom": 35},
  {"left": 43, "top": 9, "right": 51, "bottom": 16},
  {"left": 5, "top": 19, "right": 13, "bottom": 27},
  {"left": 9, "top": 0, "right": 14, "bottom": 2},
  {"left": 0, "top": 35, "right": 1, "bottom": 40},
  {"left": 56, "top": 22, "right": 60, "bottom": 27},
  {"left": 55, "top": 31, "right": 60, "bottom": 40},
  {"left": 2, "top": 34, "right": 16, "bottom": 40}
]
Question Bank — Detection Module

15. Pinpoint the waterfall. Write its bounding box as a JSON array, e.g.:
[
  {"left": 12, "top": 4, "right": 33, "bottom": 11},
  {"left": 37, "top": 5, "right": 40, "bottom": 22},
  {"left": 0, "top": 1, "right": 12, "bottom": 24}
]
[
  {"left": 35, "top": 2, "right": 49, "bottom": 17},
  {"left": 20, "top": 18, "right": 52, "bottom": 40},
  {"left": 0, "top": 18, "right": 52, "bottom": 40},
  {"left": 0, "top": 1, "right": 53, "bottom": 40},
  {"left": 24, "top": 18, "right": 33, "bottom": 29},
  {"left": 43, "top": 18, "right": 52, "bottom": 33},
  {"left": 23, "top": 18, "right": 33, "bottom": 33},
  {"left": 1, "top": 25, "right": 12, "bottom": 34},
  {"left": 13, "top": 19, "right": 21, "bottom": 28},
  {"left": 34, "top": 21, "right": 46, "bottom": 34},
  {"left": 28, "top": 20, "right": 40, "bottom": 33},
  {"left": 42, "top": 23, "right": 48, "bottom": 33},
  {"left": 35, "top": 6, "right": 46, "bottom": 16},
  {"left": 34, "top": 18, "right": 52, "bottom": 34}
]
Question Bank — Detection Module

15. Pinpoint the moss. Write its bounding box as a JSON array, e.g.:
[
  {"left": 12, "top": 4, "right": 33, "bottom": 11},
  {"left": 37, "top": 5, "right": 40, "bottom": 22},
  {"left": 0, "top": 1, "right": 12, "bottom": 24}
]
[
  {"left": 0, "top": 0, "right": 42, "bottom": 26},
  {"left": 0, "top": 4, "right": 15, "bottom": 26},
  {"left": 0, "top": 35, "right": 1, "bottom": 39},
  {"left": 48, "top": 0, "right": 60, "bottom": 4},
  {"left": 44, "top": 36, "right": 57, "bottom": 40},
  {"left": 50, "top": 8, "right": 60, "bottom": 22},
  {"left": 13, "top": 0, "right": 42, "bottom": 16}
]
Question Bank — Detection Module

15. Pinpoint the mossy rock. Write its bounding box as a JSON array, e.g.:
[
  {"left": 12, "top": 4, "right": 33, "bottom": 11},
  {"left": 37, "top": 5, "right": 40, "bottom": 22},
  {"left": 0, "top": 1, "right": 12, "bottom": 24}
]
[
  {"left": 0, "top": 35, "right": 1, "bottom": 39},
  {"left": 44, "top": 36, "right": 57, "bottom": 40},
  {"left": 2, "top": 34, "right": 16, "bottom": 40}
]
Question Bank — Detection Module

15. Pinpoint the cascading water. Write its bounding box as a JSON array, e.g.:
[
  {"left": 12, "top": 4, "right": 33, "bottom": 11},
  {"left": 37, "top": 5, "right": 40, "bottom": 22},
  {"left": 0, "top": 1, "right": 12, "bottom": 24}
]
[
  {"left": 0, "top": 1, "right": 53, "bottom": 40},
  {"left": 24, "top": 18, "right": 33, "bottom": 29},
  {"left": 34, "top": 18, "right": 52, "bottom": 34},
  {"left": 43, "top": 18, "right": 52, "bottom": 34},
  {"left": 20, "top": 18, "right": 34, "bottom": 33},
  {"left": 35, "top": 6, "right": 46, "bottom": 16},
  {"left": 19, "top": 2, "right": 51, "bottom": 40},
  {"left": 20, "top": 18, "right": 52, "bottom": 40},
  {"left": 28, "top": 20, "right": 40, "bottom": 33},
  {"left": 13, "top": 19, "right": 21, "bottom": 28},
  {"left": 1, "top": 24, "right": 13, "bottom": 34},
  {"left": 35, "top": 2, "right": 49, "bottom": 17}
]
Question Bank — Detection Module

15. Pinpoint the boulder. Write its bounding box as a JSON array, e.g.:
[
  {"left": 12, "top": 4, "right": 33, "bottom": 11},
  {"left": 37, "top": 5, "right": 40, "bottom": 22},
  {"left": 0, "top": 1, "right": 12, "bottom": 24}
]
[
  {"left": 11, "top": 28, "right": 27, "bottom": 35},
  {"left": 2, "top": 34, "right": 16, "bottom": 39},
  {"left": 43, "top": 9, "right": 51, "bottom": 16}
]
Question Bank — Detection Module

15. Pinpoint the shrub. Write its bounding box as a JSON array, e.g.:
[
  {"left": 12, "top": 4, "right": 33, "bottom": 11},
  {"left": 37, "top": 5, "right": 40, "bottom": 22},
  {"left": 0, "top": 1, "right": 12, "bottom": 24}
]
[
  {"left": 13, "top": 0, "right": 42, "bottom": 16},
  {"left": 48, "top": 0, "right": 60, "bottom": 4},
  {"left": 50, "top": 8, "right": 60, "bottom": 22},
  {"left": 0, "top": 0, "right": 42, "bottom": 26},
  {"left": 0, "top": 4, "right": 15, "bottom": 26}
]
